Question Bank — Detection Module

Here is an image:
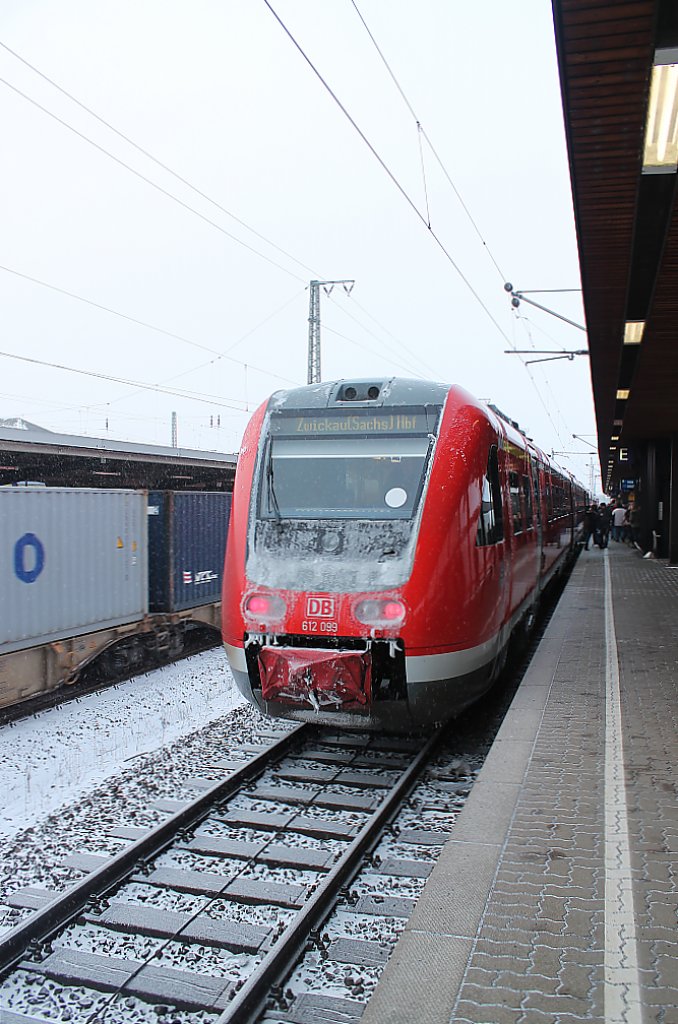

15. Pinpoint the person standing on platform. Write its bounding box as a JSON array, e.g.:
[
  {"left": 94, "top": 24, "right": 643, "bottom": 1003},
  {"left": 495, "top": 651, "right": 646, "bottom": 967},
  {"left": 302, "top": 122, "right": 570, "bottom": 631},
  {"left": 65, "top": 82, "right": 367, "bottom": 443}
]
[
  {"left": 611, "top": 503, "right": 627, "bottom": 542},
  {"left": 628, "top": 502, "right": 642, "bottom": 549},
  {"left": 583, "top": 503, "right": 597, "bottom": 550},
  {"left": 597, "top": 503, "right": 612, "bottom": 548}
]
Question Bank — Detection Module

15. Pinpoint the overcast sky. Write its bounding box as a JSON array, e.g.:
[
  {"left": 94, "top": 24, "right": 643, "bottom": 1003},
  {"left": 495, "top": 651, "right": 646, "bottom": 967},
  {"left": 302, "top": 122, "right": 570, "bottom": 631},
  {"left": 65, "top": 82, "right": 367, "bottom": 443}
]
[{"left": 0, "top": 0, "right": 599, "bottom": 490}]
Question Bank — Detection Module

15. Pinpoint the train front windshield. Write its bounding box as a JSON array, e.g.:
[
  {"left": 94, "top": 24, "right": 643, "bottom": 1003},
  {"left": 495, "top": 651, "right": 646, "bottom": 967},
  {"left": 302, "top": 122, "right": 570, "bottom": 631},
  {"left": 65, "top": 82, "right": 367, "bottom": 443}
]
[{"left": 261, "top": 427, "right": 434, "bottom": 521}]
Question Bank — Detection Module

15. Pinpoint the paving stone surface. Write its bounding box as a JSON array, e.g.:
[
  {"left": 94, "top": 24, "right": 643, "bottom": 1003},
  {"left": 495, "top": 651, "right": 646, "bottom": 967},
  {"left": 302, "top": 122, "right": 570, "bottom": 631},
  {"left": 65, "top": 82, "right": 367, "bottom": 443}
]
[
  {"left": 610, "top": 548, "right": 678, "bottom": 1020},
  {"left": 362, "top": 546, "right": 678, "bottom": 1024}
]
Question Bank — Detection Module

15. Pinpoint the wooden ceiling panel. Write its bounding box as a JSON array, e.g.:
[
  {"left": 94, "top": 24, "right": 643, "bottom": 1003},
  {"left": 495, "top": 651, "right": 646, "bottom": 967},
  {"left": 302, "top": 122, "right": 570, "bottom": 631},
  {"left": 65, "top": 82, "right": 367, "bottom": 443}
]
[{"left": 550, "top": 0, "right": 678, "bottom": 463}]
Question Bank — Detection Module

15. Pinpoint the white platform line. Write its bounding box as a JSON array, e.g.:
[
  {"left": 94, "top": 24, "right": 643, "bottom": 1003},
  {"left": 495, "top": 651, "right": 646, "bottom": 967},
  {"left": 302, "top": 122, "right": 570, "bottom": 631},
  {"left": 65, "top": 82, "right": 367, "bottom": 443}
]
[{"left": 604, "top": 551, "right": 643, "bottom": 1024}]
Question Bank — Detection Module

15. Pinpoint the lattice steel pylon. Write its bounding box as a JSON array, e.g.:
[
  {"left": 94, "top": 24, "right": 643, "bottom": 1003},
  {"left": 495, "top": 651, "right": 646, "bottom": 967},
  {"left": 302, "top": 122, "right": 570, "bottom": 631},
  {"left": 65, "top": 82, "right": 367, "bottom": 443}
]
[{"left": 307, "top": 279, "right": 354, "bottom": 384}]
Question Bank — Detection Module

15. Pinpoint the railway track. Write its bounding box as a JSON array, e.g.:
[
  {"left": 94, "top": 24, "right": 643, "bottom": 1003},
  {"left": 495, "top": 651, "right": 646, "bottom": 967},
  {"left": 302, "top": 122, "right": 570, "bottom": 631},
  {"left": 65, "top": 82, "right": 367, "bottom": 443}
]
[
  {"left": 0, "top": 722, "right": 453, "bottom": 1023},
  {"left": 0, "top": 565, "right": 574, "bottom": 1023}
]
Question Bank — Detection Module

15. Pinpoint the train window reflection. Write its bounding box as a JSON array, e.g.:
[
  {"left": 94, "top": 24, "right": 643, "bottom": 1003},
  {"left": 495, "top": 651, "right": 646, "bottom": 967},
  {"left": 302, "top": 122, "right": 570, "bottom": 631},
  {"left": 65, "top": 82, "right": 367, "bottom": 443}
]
[
  {"left": 476, "top": 445, "right": 504, "bottom": 546},
  {"left": 262, "top": 436, "right": 430, "bottom": 520},
  {"left": 509, "top": 471, "right": 523, "bottom": 535},
  {"left": 522, "top": 475, "right": 534, "bottom": 529}
]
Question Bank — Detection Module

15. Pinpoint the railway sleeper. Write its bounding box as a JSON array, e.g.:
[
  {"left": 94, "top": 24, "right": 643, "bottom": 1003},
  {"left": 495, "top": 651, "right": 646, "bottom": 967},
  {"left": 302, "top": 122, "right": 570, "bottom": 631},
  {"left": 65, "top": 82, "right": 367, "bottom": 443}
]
[
  {"left": 22, "top": 948, "right": 236, "bottom": 1012},
  {"left": 131, "top": 866, "right": 307, "bottom": 908},
  {"left": 184, "top": 835, "right": 335, "bottom": 871},
  {"left": 217, "top": 808, "right": 360, "bottom": 841},
  {"left": 87, "top": 904, "right": 270, "bottom": 953}
]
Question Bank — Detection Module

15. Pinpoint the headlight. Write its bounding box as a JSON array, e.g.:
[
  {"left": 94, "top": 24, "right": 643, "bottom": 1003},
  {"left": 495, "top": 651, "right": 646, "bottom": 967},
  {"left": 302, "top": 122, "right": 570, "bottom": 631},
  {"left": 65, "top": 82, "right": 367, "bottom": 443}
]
[
  {"left": 354, "top": 598, "right": 406, "bottom": 628},
  {"left": 243, "top": 592, "right": 287, "bottom": 624}
]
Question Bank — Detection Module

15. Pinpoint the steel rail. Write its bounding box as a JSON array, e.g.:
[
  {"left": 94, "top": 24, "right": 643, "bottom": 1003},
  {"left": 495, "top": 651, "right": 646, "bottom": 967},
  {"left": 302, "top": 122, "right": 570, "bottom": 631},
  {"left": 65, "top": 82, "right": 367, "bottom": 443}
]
[
  {"left": 0, "top": 721, "right": 312, "bottom": 977},
  {"left": 216, "top": 725, "right": 446, "bottom": 1023}
]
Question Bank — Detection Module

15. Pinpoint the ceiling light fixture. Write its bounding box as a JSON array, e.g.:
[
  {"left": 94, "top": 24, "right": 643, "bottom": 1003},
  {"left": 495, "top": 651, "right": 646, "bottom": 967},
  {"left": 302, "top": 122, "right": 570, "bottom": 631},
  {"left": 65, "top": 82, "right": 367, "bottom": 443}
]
[
  {"left": 623, "top": 321, "right": 646, "bottom": 344},
  {"left": 643, "top": 50, "right": 678, "bottom": 172},
  {"left": 617, "top": 389, "right": 630, "bottom": 400}
]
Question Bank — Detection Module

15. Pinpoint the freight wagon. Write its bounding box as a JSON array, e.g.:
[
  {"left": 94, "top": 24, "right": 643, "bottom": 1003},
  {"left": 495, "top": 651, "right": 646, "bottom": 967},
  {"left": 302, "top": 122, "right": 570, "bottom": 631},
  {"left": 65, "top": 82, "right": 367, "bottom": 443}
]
[{"left": 0, "top": 487, "right": 231, "bottom": 710}]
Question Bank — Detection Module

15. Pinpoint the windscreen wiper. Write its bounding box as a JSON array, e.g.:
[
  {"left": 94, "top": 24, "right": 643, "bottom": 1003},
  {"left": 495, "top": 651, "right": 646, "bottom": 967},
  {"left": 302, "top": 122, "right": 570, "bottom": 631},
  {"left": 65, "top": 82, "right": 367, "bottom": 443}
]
[{"left": 266, "top": 455, "right": 282, "bottom": 522}]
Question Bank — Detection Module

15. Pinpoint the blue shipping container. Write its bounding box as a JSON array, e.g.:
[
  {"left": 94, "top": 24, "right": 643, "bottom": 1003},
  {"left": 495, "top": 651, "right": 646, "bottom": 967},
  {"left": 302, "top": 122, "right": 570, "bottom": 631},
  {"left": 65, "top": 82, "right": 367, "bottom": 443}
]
[
  {"left": 1, "top": 488, "right": 147, "bottom": 654},
  {"left": 148, "top": 491, "right": 232, "bottom": 612}
]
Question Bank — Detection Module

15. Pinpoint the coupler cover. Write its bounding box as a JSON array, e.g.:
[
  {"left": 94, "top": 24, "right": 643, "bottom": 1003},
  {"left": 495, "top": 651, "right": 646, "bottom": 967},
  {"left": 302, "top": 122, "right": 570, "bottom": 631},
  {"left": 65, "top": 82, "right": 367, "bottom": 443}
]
[{"left": 258, "top": 647, "right": 372, "bottom": 710}]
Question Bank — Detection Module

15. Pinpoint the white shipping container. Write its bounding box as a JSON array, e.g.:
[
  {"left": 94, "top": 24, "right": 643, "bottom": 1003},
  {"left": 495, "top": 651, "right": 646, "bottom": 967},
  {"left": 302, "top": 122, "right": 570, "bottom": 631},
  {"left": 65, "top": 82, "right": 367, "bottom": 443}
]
[{"left": 1, "top": 488, "right": 148, "bottom": 654}]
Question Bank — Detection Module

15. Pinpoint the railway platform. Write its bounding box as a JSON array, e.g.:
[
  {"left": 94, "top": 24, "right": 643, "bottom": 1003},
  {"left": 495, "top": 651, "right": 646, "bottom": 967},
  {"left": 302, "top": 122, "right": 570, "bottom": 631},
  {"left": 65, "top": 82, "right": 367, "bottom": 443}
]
[{"left": 362, "top": 543, "right": 678, "bottom": 1024}]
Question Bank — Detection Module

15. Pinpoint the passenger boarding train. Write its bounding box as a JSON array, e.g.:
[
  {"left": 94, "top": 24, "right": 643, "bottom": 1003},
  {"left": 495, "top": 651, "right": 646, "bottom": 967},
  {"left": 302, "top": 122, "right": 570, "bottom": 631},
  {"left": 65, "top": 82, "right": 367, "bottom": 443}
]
[{"left": 221, "top": 379, "right": 586, "bottom": 731}]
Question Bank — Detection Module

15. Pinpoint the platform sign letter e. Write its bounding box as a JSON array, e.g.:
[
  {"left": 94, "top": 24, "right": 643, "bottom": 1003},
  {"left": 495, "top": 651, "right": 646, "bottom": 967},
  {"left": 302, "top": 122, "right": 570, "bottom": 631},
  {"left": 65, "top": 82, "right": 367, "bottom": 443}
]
[
  {"left": 14, "top": 533, "right": 45, "bottom": 584},
  {"left": 306, "top": 596, "right": 335, "bottom": 619}
]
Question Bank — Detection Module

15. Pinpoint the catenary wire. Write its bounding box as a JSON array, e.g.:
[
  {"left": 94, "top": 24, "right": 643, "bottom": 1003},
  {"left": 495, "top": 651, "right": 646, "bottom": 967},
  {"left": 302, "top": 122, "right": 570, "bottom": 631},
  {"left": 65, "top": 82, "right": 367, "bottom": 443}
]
[
  {"left": 87, "top": 291, "right": 307, "bottom": 409},
  {"left": 1, "top": 39, "right": 445, "bottom": 380},
  {"left": 0, "top": 49, "right": 437, "bottom": 386},
  {"left": 347, "top": 0, "right": 586, "bottom": 456},
  {"left": 1, "top": 36, "right": 486, "bottom": 391},
  {"left": 0, "top": 349, "right": 256, "bottom": 410},
  {"left": 348, "top": 0, "right": 419, "bottom": 121},
  {"left": 512, "top": 311, "right": 580, "bottom": 444},
  {"left": 0, "top": 39, "right": 319, "bottom": 281},
  {"left": 0, "top": 264, "right": 437, "bottom": 402},
  {"left": 0, "top": 391, "right": 83, "bottom": 412},
  {"left": 322, "top": 326, "right": 426, "bottom": 380},
  {"left": 0, "top": 75, "right": 307, "bottom": 284},
  {"left": 262, "top": 0, "right": 514, "bottom": 349},
  {"left": 3, "top": 17, "right": 568, "bottom": 440},
  {"left": 509, "top": 313, "right": 567, "bottom": 449},
  {"left": 419, "top": 127, "right": 507, "bottom": 282},
  {"left": 0, "top": 264, "right": 299, "bottom": 387},
  {"left": 337, "top": 295, "right": 441, "bottom": 379},
  {"left": 0, "top": 265, "right": 422, "bottom": 404},
  {"left": 417, "top": 123, "right": 432, "bottom": 228},
  {"left": 327, "top": 292, "right": 439, "bottom": 379},
  {"left": 349, "top": 0, "right": 507, "bottom": 282}
]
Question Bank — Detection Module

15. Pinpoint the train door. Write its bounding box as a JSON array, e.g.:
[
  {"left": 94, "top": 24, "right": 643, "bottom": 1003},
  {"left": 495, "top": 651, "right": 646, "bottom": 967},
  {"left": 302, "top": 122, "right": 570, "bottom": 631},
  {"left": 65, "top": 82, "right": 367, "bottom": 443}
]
[
  {"left": 567, "top": 480, "right": 576, "bottom": 551},
  {"left": 530, "top": 455, "right": 544, "bottom": 584},
  {"left": 476, "top": 443, "right": 508, "bottom": 636},
  {"left": 506, "top": 444, "right": 542, "bottom": 616}
]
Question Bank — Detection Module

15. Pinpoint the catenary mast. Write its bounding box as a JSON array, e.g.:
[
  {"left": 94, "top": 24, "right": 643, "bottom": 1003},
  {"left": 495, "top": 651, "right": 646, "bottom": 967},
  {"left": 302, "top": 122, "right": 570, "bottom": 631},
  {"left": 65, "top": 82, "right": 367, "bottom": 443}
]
[{"left": 307, "top": 279, "right": 354, "bottom": 384}]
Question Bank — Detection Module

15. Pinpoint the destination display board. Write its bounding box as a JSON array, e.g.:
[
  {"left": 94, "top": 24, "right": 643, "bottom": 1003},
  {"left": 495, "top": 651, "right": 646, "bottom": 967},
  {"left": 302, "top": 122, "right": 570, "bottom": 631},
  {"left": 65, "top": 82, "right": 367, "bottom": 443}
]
[{"left": 270, "top": 406, "right": 439, "bottom": 437}]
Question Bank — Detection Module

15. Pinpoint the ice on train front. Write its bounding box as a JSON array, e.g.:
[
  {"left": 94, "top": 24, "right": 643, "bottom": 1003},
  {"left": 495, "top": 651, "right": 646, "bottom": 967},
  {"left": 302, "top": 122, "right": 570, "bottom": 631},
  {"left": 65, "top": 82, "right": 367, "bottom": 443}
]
[{"left": 222, "top": 377, "right": 450, "bottom": 730}]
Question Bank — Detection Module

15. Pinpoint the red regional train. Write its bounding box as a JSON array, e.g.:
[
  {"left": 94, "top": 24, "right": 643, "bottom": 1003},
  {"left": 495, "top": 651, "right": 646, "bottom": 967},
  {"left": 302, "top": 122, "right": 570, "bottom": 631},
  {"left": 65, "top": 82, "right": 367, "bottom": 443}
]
[{"left": 222, "top": 378, "right": 587, "bottom": 731}]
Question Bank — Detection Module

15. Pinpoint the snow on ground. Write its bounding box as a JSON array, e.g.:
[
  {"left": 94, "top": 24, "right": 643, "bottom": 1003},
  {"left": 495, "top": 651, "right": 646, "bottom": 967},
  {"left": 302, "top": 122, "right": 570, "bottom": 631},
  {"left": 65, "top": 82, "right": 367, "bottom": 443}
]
[{"left": 0, "top": 647, "right": 244, "bottom": 841}]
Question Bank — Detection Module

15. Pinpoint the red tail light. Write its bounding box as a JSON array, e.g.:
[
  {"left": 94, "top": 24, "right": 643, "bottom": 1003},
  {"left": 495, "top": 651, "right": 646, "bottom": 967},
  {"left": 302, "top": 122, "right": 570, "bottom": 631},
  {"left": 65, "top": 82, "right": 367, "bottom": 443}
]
[
  {"left": 243, "top": 592, "right": 286, "bottom": 623},
  {"left": 354, "top": 598, "right": 406, "bottom": 627}
]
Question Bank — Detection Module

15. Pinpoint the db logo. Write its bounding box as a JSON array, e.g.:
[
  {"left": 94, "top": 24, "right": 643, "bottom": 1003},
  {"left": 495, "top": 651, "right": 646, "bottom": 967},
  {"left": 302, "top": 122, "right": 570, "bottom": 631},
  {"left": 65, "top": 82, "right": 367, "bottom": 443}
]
[{"left": 306, "top": 596, "right": 335, "bottom": 618}]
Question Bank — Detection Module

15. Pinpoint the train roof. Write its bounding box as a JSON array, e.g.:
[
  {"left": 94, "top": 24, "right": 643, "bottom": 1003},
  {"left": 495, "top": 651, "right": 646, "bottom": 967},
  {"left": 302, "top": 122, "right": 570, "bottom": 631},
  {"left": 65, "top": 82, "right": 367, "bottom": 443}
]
[{"left": 269, "top": 378, "right": 450, "bottom": 410}]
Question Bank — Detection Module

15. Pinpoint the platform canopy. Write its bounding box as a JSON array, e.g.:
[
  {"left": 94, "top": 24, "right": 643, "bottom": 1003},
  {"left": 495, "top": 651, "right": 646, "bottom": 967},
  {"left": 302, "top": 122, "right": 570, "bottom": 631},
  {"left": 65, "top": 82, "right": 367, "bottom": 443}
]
[
  {"left": 0, "top": 423, "right": 236, "bottom": 491},
  {"left": 552, "top": 0, "right": 678, "bottom": 557}
]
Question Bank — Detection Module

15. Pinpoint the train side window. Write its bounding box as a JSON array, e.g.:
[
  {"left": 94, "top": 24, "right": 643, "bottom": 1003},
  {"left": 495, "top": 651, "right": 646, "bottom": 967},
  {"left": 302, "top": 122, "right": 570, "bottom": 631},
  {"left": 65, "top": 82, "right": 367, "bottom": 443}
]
[
  {"left": 476, "top": 445, "right": 504, "bottom": 546},
  {"left": 546, "top": 477, "right": 553, "bottom": 520},
  {"left": 521, "top": 475, "right": 533, "bottom": 529},
  {"left": 557, "top": 482, "right": 565, "bottom": 516},
  {"left": 509, "top": 470, "right": 523, "bottom": 535},
  {"left": 532, "top": 467, "right": 542, "bottom": 527}
]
